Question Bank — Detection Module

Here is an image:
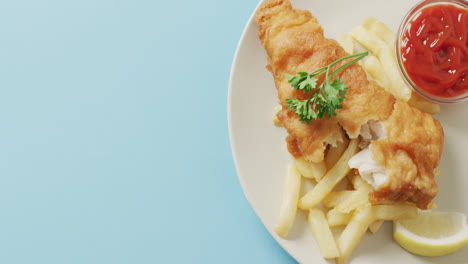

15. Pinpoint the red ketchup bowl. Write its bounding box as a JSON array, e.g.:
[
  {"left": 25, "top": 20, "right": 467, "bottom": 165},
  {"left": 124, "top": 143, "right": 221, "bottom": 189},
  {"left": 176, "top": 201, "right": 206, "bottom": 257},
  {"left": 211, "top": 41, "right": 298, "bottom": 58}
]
[{"left": 397, "top": 0, "right": 468, "bottom": 104}]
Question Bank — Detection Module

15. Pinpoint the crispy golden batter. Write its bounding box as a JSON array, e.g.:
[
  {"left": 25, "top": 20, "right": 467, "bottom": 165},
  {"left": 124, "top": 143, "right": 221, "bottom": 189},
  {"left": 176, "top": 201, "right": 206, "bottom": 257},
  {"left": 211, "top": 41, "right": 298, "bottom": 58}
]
[
  {"left": 277, "top": 109, "right": 344, "bottom": 162},
  {"left": 336, "top": 68, "right": 395, "bottom": 138},
  {"left": 371, "top": 101, "right": 444, "bottom": 208},
  {"left": 255, "top": 0, "right": 394, "bottom": 163},
  {"left": 256, "top": 0, "right": 444, "bottom": 208},
  {"left": 255, "top": 0, "right": 344, "bottom": 163}
]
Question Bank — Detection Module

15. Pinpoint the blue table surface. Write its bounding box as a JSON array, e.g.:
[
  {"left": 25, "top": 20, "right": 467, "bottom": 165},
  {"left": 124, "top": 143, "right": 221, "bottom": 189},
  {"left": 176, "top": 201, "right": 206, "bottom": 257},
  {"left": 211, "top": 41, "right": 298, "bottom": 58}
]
[{"left": 0, "top": 0, "right": 296, "bottom": 263}]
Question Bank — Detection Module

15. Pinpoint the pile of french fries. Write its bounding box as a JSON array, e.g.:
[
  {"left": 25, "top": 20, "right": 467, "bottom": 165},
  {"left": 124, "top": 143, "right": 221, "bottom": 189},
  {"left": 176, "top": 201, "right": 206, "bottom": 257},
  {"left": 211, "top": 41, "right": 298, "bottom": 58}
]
[
  {"left": 274, "top": 137, "right": 417, "bottom": 263},
  {"left": 271, "top": 17, "right": 442, "bottom": 263}
]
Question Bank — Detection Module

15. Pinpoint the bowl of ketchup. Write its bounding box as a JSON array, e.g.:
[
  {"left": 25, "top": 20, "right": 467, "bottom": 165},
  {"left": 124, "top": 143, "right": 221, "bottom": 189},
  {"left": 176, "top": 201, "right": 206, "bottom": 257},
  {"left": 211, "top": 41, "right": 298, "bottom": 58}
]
[{"left": 397, "top": 0, "right": 468, "bottom": 103}]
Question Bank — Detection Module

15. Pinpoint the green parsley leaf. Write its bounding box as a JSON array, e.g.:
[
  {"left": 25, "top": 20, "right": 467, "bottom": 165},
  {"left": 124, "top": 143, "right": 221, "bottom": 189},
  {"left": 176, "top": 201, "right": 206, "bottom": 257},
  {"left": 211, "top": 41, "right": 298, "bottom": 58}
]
[
  {"left": 285, "top": 75, "right": 303, "bottom": 87},
  {"left": 297, "top": 75, "right": 317, "bottom": 93},
  {"left": 324, "top": 78, "right": 347, "bottom": 107},
  {"left": 283, "top": 51, "right": 368, "bottom": 123},
  {"left": 286, "top": 72, "right": 316, "bottom": 93}
]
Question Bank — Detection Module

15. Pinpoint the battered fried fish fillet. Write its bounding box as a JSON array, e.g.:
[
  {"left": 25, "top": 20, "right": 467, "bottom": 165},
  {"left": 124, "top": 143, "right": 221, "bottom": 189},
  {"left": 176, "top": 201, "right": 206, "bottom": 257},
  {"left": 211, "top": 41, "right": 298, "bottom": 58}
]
[
  {"left": 349, "top": 102, "right": 444, "bottom": 208},
  {"left": 255, "top": 0, "right": 394, "bottom": 161},
  {"left": 256, "top": 0, "right": 444, "bottom": 209},
  {"left": 256, "top": 0, "right": 345, "bottom": 162},
  {"left": 371, "top": 101, "right": 443, "bottom": 207}
]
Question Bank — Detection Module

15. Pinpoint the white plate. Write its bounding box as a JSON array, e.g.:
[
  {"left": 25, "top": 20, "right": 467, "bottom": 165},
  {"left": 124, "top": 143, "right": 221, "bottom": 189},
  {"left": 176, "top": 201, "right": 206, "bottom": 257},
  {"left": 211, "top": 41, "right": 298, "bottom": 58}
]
[{"left": 228, "top": 0, "right": 468, "bottom": 263}]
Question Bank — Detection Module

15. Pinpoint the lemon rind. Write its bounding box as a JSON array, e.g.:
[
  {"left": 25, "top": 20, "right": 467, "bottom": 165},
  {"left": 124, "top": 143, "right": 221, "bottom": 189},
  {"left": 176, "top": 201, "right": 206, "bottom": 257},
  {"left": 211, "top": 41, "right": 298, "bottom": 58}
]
[{"left": 393, "top": 220, "right": 468, "bottom": 257}]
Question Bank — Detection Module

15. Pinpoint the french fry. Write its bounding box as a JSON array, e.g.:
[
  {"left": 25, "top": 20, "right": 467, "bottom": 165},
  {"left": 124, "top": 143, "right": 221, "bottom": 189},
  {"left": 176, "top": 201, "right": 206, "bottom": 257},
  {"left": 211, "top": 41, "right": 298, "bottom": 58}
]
[
  {"left": 336, "top": 205, "right": 375, "bottom": 264},
  {"left": 335, "top": 204, "right": 417, "bottom": 263},
  {"left": 351, "top": 26, "right": 388, "bottom": 59},
  {"left": 334, "top": 175, "right": 351, "bottom": 191},
  {"left": 340, "top": 33, "right": 355, "bottom": 54},
  {"left": 427, "top": 201, "right": 438, "bottom": 210},
  {"left": 351, "top": 26, "right": 412, "bottom": 101},
  {"left": 272, "top": 105, "right": 282, "bottom": 126},
  {"left": 363, "top": 55, "right": 390, "bottom": 88},
  {"left": 335, "top": 183, "right": 371, "bottom": 213},
  {"left": 322, "top": 190, "right": 355, "bottom": 208},
  {"left": 300, "top": 177, "right": 316, "bottom": 198},
  {"left": 361, "top": 15, "right": 376, "bottom": 28},
  {"left": 298, "top": 138, "right": 360, "bottom": 210},
  {"left": 325, "top": 136, "right": 349, "bottom": 170},
  {"left": 345, "top": 170, "right": 356, "bottom": 187},
  {"left": 275, "top": 162, "right": 302, "bottom": 238},
  {"left": 362, "top": 16, "right": 396, "bottom": 47},
  {"left": 369, "top": 220, "right": 384, "bottom": 234},
  {"left": 407, "top": 93, "right": 440, "bottom": 114},
  {"left": 308, "top": 209, "right": 341, "bottom": 258},
  {"left": 294, "top": 157, "right": 327, "bottom": 181},
  {"left": 350, "top": 173, "right": 367, "bottom": 189},
  {"left": 327, "top": 208, "right": 352, "bottom": 227},
  {"left": 373, "top": 203, "right": 418, "bottom": 220}
]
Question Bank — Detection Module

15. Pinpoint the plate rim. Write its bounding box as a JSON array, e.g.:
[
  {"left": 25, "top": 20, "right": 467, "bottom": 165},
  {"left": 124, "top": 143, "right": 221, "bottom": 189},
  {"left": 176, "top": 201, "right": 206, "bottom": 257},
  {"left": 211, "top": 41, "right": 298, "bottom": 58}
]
[{"left": 227, "top": 0, "right": 300, "bottom": 262}]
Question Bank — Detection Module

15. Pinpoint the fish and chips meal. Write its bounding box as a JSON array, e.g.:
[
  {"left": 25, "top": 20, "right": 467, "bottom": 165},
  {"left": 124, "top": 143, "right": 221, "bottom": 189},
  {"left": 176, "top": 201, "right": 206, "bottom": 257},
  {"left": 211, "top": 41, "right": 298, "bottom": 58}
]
[{"left": 253, "top": 0, "right": 468, "bottom": 262}]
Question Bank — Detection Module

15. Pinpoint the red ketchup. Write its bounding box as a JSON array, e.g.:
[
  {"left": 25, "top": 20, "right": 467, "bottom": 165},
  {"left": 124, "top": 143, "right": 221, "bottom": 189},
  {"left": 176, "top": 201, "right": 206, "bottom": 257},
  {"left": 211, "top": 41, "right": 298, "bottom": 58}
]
[{"left": 401, "top": 3, "right": 468, "bottom": 98}]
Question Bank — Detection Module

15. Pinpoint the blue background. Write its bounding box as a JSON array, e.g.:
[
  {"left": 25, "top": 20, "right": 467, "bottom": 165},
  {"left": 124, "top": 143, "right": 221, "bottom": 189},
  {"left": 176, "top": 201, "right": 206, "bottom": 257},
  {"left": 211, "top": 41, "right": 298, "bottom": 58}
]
[{"left": 0, "top": 0, "right": 296, "bottom": 263}]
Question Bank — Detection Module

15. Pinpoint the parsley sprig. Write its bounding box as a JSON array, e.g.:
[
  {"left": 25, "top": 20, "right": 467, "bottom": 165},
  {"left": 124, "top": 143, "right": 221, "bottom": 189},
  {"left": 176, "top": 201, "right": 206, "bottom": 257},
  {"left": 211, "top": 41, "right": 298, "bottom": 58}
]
[{"left": 285, "top": 51, "right": 368, "bottom": 124}]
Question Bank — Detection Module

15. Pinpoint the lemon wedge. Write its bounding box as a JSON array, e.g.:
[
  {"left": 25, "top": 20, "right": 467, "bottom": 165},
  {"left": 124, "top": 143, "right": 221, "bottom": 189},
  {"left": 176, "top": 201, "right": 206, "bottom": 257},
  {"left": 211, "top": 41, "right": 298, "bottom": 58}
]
[{"left": 393, "top": 210, "right": 468, "bottom": 257}]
